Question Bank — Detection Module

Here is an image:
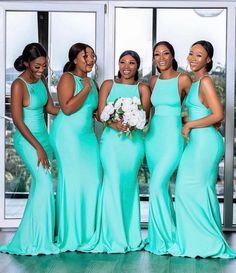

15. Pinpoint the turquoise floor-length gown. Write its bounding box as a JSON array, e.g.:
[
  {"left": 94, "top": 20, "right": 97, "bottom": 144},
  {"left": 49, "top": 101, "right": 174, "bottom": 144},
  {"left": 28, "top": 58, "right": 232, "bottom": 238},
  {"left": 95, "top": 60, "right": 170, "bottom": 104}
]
[
  {"left": 169, "top": 78, "right": 236, "bottom": 258},
  {"left": 144, "top": 76, "right": 184, "bottom": 255},
  {"left": 0, "top": 78, "right": 59, "bottom": 255},
  {"left": 84, "top": 81, "right": 145, "bottom": 253},
  {"left": 49, "top": 74, "right": 102, "bottom": 252}
]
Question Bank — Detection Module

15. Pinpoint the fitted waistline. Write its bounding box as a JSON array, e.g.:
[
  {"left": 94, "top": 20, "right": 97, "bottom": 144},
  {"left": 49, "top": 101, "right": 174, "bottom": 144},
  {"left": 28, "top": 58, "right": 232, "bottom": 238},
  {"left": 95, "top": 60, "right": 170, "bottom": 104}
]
[{"left": 154, "top": 106, "right": 181, "bottom": 116}]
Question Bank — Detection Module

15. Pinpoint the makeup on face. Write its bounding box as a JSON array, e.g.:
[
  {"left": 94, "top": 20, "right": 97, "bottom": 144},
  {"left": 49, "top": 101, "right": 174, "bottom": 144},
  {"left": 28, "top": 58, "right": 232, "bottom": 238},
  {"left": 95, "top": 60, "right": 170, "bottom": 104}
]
[
  {"left": 153, "top": 45, "right": 173, "bottom": 71},
  {"left": 118, "top": 55, "right": 138, "bottom": 79}
]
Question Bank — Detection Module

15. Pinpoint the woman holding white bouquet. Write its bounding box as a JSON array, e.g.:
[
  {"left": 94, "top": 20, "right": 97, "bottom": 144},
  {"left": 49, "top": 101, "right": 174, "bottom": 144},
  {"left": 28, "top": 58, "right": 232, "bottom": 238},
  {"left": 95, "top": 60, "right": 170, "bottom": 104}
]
[
  {"left": 144, "top": 41, "right": 191, "bottom": 255},
  {"left": 88, "top": 50, "right": 150, "bottom": 253}
]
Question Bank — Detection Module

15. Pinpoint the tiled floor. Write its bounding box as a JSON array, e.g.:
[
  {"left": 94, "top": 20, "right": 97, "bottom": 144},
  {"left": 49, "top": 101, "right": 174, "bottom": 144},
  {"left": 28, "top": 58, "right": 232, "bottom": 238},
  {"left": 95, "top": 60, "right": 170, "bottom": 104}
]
[{"left": 0, "top": 230, "right": 236, "bottom": 273}]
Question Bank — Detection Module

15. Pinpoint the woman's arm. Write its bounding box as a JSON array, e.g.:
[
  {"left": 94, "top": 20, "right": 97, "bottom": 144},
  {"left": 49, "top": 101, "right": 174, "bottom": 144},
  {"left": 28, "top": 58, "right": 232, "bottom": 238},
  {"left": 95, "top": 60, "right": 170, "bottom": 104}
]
[
  {"left": 44, "top": 89, "right": 60, "bottom": 115},
  {"left": 57, "top": 73, "right": 92, "bottom": 115},
  {"left": 42, "top": 76, "right": 59, "bottom": 115},
  {"left": 149, "top": 75, "right": 158, "bottom": 92},
  {"left": 178, "top": 73, "right": 192, "bottom": 99},
  {"left": 182, "top": 77, "right": 224, "bottom": 139},
  {"left": 11, "top": 80, "right": 50, "bottom": 169},
  {"left": 138, "top": 82, "right": 151, "bottom": 118}
]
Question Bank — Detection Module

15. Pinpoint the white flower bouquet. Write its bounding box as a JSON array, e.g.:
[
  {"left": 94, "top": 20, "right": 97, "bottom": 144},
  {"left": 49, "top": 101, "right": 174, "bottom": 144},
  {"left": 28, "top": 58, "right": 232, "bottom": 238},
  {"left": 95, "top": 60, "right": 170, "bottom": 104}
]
[{"left": 100, "top": 96, "right": 146, "bottom": 137}]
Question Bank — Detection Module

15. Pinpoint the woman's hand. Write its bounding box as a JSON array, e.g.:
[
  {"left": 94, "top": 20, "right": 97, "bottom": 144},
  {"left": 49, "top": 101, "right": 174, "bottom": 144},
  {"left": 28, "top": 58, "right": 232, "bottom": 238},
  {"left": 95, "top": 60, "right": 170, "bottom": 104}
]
[
  {"left": 182, "top": 123, "right": 191, "bottom": 142},
  {"left": 109, "top": 121, "right": 128, "bottom": 132},
  {"left": 81, "top": 77, "right": 92, "bottom": 92},
  {"left": 36, "top": 146, "right": 50, "bottom": 169}
]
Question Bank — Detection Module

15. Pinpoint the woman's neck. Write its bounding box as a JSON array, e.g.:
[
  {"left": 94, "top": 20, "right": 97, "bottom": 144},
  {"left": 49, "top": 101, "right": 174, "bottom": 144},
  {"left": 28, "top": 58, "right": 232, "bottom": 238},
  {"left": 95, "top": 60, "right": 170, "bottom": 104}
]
[
  {"left": 159, "top": 69, "right": 178, "bottom": 80},
  {"left": 22, "top": 70, "right": 39, "bottom": 83},
  {"left": 73, "top": 68, "right": 87, "bottom": 78},
  {"left": 193, "top": 68, "right": 208, "bottom": 82},
  {"left": 116, "top": 77, "right": 136, "bottom": 85}
]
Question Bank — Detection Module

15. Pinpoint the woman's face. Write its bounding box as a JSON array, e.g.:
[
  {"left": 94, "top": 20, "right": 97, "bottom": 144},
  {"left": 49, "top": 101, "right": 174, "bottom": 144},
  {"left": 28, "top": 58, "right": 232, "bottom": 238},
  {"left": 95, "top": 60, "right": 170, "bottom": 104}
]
[
  {"left": 74, "top": 48, "right": 96, "bottom": 73},
  {"left": 118, "top": 54, "right": 138, "bottom": 80},
  {"left": 187, "top": 44, "right": 209, "bottom": 72},
  {"left": 26, "top": 56, "right": 47, "bottom": 80},
  {"left": 85, "top": 47, "right": 96, "bottom": 72},
  {"left": 153, "top": 44, "right": 173, "bottom": 72},
  {"left": 74, "top": 50, "right": 87, "bottom": 72}
]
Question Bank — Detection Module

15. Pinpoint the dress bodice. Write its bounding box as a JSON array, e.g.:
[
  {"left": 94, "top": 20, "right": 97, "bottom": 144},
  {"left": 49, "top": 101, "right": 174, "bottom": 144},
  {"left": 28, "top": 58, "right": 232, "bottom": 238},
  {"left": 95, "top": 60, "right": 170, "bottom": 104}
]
[{"left": 151, "top": 76, "right": 181, "bottom": 116}]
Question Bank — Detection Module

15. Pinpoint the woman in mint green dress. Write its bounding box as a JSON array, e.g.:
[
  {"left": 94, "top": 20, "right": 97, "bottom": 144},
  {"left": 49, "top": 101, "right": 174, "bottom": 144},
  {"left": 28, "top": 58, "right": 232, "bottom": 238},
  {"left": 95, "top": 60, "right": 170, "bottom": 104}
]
[
  {"left": 170, "top": 40, "right": 236, "bottom": 258},
  {"left": 0, "top": 43, "right": 59, "bottom": 255},
  {"left": 144, "top": 41, "right": 191, "bottom": 255},
  {"left": 86, "top": 50, "right": 150, "bottom": 253},
  {"left": 49, "top": 43, "right": 102, "bottom": 252}
]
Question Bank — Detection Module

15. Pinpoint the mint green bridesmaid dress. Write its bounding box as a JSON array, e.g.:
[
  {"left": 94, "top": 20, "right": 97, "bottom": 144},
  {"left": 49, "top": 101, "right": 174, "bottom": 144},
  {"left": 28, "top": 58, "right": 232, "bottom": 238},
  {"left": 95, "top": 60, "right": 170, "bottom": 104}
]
[
  {"left": 49, "top": 74, "right": 102, "bottom": 252},
  {"left": 0, "top": 78, "right": 59, "bottom": 255},
  {"left": 169, "top": 78, "right": 236, "bottom": 258},
  {"left": 84, "top": 81, "right": 144, "bottom": 253},
  {"left": 144, "top": 76, "right": 184, "bottom": 255}
]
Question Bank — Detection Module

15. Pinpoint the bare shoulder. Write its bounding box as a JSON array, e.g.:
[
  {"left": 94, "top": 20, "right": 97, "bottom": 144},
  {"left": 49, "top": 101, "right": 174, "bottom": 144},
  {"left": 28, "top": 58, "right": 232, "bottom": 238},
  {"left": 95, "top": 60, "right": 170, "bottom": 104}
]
[
  {"left": 11, "top": 78, "right": 26, "bottom": 94},
  {"left": 149, "top": 75, "right": 158, "bottom": 91},
  {"left": 149, "top": 75, "right": 158, "bottom": 85},
  {"left": 200, "top": 76, "right": 214, "bottom": 88},
  {"left": 179, "top": 72, "right": 192, "bottom": 82},
  {"left": 138, "top": 82, "right": 150, "bottom": 92},
  {"left": 100, "top": 79, "right": 113, "bottom": 90},
  {"left": 60, "top": 72, "right": 74, "bottom": 82}
]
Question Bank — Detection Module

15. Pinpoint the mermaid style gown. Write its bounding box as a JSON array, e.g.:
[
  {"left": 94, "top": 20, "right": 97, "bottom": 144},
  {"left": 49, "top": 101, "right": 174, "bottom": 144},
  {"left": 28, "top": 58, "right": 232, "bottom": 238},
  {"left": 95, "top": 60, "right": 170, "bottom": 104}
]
[
  {"left": 0, "top": 78, "right": 59, "bottom": 255},
  {"left": 85, "top": 81, "right": 145, "bottom": 253},
  {"left": 144, "top": 76, "right": 184, "bottom": 255},
  {"left": 170, "top": 79, "right": 236, "bottom": 258},
  {"left": 49, "top": 74, "right": 102, "bottom": 252}
]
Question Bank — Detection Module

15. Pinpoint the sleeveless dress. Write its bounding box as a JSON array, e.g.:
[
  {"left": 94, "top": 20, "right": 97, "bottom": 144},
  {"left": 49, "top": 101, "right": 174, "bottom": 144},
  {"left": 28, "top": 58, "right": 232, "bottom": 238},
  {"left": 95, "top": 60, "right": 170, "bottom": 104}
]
[
  {"left": 0, "top": 78, "right": 59, "bottom": 255},
  {"left": 49, "top": 74, "right": 102, "bottom": 252},
  {"left": 84, "top": 81, "right": 145, "bottom": 253},
  {"left": 144, "top": 75, "right": 184, "bottom": 254},
  {"left": 169, "top": 78, "right": 236, "bottom": 258}
]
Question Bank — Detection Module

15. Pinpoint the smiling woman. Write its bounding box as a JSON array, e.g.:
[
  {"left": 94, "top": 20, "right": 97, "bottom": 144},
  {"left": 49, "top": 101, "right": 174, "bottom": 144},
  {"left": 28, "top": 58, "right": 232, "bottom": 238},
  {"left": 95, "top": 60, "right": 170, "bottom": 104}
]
[{"left": 0, "top": 43, "right": 60, "bottom": 255}]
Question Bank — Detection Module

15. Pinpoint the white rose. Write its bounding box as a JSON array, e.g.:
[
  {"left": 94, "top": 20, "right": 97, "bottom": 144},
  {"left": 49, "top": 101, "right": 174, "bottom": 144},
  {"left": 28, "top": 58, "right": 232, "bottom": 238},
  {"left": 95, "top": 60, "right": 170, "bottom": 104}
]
[
  {"left": 121, "top": 98, "right": 133, "bottom": 112},
  {"left": 100, "top": 111, "right": 110, "bottom": 122},
  {"left": 132, "top": 96, "right": 141, "bottom": 105},
  {"left": 123, "top": 111, "right": 133, "bottom": 124},
  {"left": 114, "top": 98, "right": 124, "bottom": 110},
  {"left": 105, "top": 104, "right": 115, "bottom": 115}
]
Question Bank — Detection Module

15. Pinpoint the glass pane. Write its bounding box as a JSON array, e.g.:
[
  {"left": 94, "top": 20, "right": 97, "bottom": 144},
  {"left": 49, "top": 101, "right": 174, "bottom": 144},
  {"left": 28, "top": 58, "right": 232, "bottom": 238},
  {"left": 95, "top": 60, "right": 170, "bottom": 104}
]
[
  {"left": 115, "top": 8, "right": 153, "bottom": 82},
  {"left": 49, "top": 12, "right": 96, "bottom": 94},
  {"left": 156, "top": 8, "right": 226, "bottom": 222},
  {"left": 5, "top": 12, "right": 38, "bottom": 218}
]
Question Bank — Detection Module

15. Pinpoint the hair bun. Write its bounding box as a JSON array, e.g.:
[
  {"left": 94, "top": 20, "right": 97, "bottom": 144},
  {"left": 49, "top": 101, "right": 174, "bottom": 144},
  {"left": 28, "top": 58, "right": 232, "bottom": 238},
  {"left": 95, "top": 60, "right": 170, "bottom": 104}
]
[{"left": 14, "top": 55, "right": 26, "bottom": 71}]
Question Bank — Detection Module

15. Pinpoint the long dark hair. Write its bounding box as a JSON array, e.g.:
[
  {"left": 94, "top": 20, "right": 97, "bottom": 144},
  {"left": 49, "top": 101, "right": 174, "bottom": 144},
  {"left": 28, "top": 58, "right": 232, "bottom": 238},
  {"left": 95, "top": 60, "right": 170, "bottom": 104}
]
[
  {"left": 14, "top": 43, "right": 47, "bottom": 72},
  {"left": 192, "top": 40, "right": 214, "bottom": 72},
  {"left": 63, "top": 43, "right": 95, "bottom": 72},
  {"left": 118, "top": 50, "right": 141, "bottom": 81},
  {"left": 153, "top": 41, "right": 178, "bottom": 73}
]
